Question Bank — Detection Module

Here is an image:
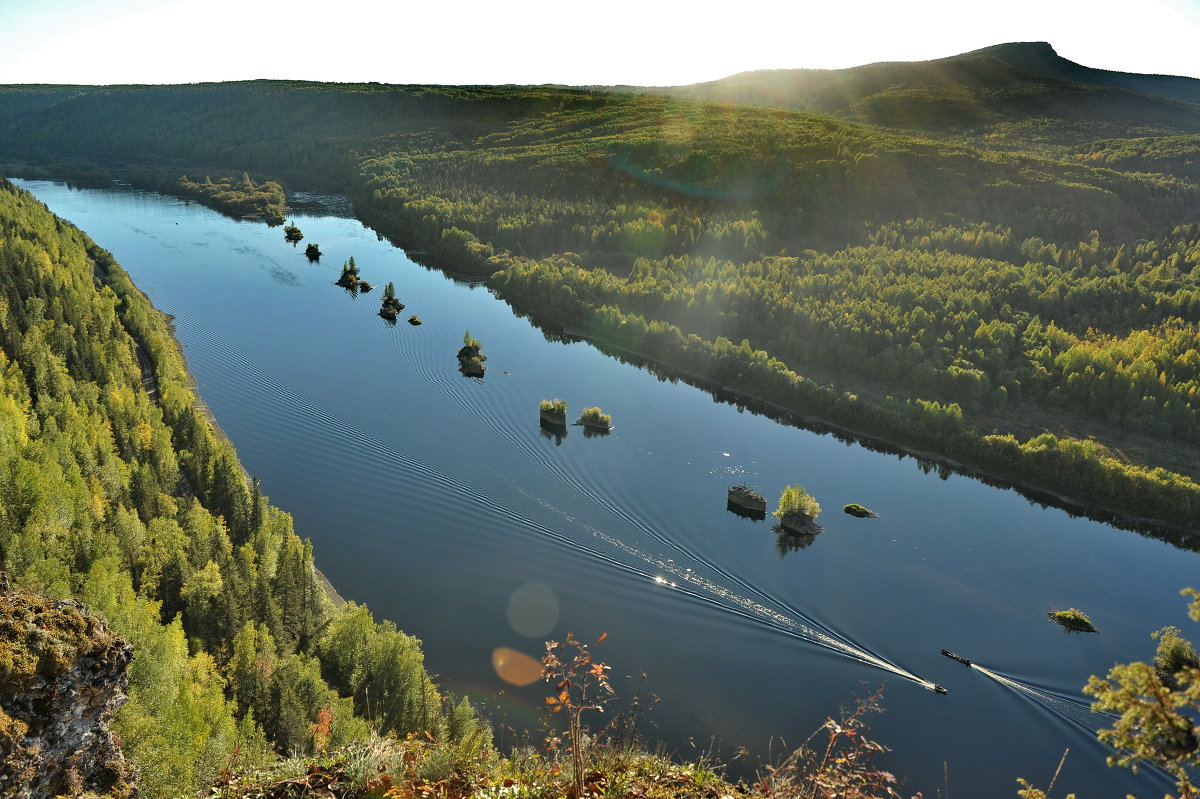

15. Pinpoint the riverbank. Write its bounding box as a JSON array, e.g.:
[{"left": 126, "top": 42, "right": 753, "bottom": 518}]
[
  {"left": 163, "top": 311, "right": 349, "bottom": 609},
  {"left": 119, "top": 269, "right": 352, "bottom": 612}
]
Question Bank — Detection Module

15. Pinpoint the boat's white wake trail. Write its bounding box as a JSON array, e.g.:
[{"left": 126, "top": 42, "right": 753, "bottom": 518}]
[
  {"left": 971, "top": 664, "right": 1110, "bottom": 736},
  {"left": 600, "top": 524, "right": 942, "bottom": 691},
  {"left": 968, "top": 662, "right": 1177, "bottom": 787},
  {"left": 509, "top": 477, "right": 942, "bottom": 693}
]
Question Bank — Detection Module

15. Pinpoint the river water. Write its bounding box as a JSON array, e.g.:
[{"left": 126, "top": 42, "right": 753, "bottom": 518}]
[{"left": 18, "top": 178, "right": 1196, "bottom": 797}]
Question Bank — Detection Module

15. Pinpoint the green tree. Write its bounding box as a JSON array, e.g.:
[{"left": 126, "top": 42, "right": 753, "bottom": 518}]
[
  {"left": 1083, "top": 588, "right": 1200, "bottom": 796},
  {"left": 181, "top": 559, "right": 224, "bottom": 645},
  {"left": 774, "top": 483, "right": 821, "bottom": 519}
]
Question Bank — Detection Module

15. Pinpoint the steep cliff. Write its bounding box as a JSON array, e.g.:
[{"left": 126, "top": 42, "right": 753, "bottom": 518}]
[{"left": 0, "top": 572, "right": 136, "bottom": 799}]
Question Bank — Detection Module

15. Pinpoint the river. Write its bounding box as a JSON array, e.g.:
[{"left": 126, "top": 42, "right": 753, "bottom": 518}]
[{"left": 17, "top": 178, "right": 1196, "bottom": 797}]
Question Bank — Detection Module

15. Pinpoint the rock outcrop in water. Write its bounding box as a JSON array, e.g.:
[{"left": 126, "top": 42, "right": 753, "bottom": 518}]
[
  {"left": 576, "top": 406, "right": 612, "bottom": 430},
  {"left": 1048, "top": 607, "right": 1098, "bottom": 633},
  {"left": 380, "top": 282, "right": 405, "bottom": 320},
  {"left": 728, "top": 485, "right": 767, "bottom": 513},
  {"left": 539, "top": 398, "right": 568, "bottom": 425},
  {"left": 776, "top": 513, "right": 822, "bottom": 536},
  {"left": 458, "top": 330, "right": 487, "bottom": 377},
  {"left": 0, "top": 572, "right": 137, "bottom": 799}
]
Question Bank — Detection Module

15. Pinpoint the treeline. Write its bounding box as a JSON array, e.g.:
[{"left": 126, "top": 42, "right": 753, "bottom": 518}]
[
  {"left": 2, "top": 81, "right": 1195, "bottom": 244},
  {"left": 483, "top": 220, "right": 1200, "bottom": 444},
  {"left": 0, "top": 81, "right": 601, "bottom": 193},
  {"left": 0, "top": 178, "right": 489, "bottom": 797}
]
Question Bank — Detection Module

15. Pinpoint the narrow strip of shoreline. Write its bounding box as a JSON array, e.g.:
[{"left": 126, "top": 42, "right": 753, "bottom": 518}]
[
  {"left": 552, "top": 322, "right": 1199, "bottom": 542},
  {"left": 159, "top": 309, "right": 348, "bottom": 609}
]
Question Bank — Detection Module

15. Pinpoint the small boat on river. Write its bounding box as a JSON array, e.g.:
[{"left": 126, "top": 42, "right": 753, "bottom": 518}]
[{"left": 941, "top": 649, "right": 972, "bottom": 667}]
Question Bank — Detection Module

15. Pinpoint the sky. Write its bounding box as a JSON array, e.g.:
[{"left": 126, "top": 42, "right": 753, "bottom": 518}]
[{"left": 1, "top": 0, "right": 1198, "bottom": 86}]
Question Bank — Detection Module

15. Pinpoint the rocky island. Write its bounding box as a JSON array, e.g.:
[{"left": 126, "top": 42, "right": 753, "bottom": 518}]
[
  {"left": 1048, "top": 608, "right": 1098, "bottom": 633},
  {"left": 727, "top": 485, "right": 767, "bottom": 519},
  {"left": 576, "top": 406, "right": 612, "bottom": 430},
  {"left": 540, "top": 398, "right": 568, "bottom": 425},
  {"left": 335, "top": 257, "right": 362, "bottom": 290},
  {"left": 773, "top": 483, "right": 822, "bottom": 535},
  {"left": 458, "top": 330, "right": 487, "bottom": 376},
  {"left": 379, "top": 281, "right": 404, "bottom": 320}
]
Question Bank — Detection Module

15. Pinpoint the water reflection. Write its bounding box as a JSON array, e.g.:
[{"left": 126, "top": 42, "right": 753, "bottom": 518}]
[
  {"left": 726, "top": 501, "right": 766, "bottom": 521},
  {"left": 774, "top": 526, "right": 821, "bottom": 556},
  {"left": 539, "top": 420, "right": 568, "bottom": 446}
]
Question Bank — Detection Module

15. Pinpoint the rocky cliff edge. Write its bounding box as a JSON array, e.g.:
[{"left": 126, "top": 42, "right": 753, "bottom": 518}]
[{"left": 0, "top": 572, "right": 136, "bottom": 798}]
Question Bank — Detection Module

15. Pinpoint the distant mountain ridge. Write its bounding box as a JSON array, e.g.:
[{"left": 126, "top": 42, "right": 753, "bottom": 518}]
[
  {"left": 959, "top": 42, "right": 1200, "bottom": 103},
  {"left": 613, "top": 42, "right": 1200, "bottom": 145}
]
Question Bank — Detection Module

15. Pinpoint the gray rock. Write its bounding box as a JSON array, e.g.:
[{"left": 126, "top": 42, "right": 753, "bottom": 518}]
[{"left": 0, "top": 574, "right": 137, "bottom": 799}]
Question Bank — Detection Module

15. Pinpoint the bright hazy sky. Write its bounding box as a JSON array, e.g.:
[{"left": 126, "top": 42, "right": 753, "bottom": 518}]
[{"left": 2, "top": 0, "right": 1198, "bottom": 86}]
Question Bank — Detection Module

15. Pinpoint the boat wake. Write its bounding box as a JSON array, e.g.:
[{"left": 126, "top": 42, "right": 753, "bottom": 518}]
[
  {"left": 962, "top": 658, "right": 1177, "bottom": 787},
  {"left": 970, "top": 663, "right": 1112, "bottom": 736},
  {"left": 503, "top": 473, "right": 941, "bottom": 692}
]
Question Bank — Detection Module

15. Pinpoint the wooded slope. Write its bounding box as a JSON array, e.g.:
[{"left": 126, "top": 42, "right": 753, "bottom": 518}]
[{"left": 0, "top": 178, "right": 487, "bottom": 798}]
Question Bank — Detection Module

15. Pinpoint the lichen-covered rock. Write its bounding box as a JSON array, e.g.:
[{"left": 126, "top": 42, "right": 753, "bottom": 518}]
[{"left": 0, "top": 572, "right": 136, "bottom": 799}]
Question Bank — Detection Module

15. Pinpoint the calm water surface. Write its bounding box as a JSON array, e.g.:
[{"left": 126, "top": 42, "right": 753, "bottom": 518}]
[{"left": 19, "top": 179, "right": 1197, "bottom": 797}]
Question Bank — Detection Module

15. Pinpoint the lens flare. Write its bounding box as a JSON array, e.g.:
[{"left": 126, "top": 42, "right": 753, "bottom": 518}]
[
  {"left": 506, "top": 582, "right": 559, "bottom": 638},
  {"left": 492, "top": 646, "right": 544, "bottom": 686}
]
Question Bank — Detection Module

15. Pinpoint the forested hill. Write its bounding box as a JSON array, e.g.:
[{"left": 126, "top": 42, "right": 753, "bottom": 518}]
[
  {"left": 626, "top": 41, "right": 1200, "bottom": 148},
  {"left": 0, "top": 178, "right": 490, "bottom": 797},
  {"left": 3, "top": 73, "right": 1200, "bottom": 533},
  {"left": 0, "top": 79, "right": 1194, "bottom": 240}
]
